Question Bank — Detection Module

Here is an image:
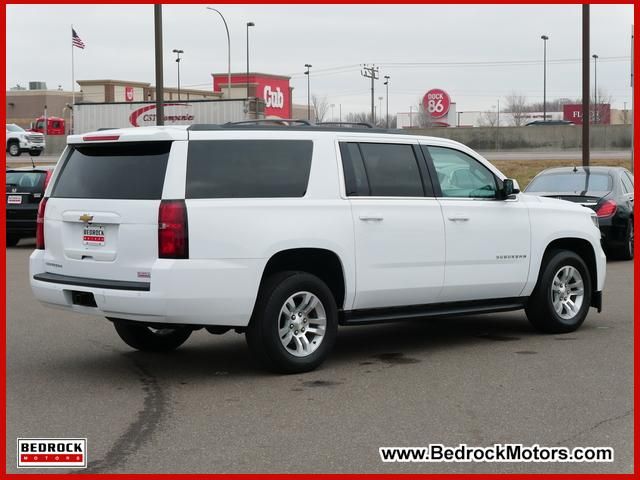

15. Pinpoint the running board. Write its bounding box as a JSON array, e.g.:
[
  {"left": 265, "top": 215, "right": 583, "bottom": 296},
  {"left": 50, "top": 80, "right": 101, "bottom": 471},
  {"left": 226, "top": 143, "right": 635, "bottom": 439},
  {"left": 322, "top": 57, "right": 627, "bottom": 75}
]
[{"left": 339, "top": 297, "right": 527, "bottom": 326}]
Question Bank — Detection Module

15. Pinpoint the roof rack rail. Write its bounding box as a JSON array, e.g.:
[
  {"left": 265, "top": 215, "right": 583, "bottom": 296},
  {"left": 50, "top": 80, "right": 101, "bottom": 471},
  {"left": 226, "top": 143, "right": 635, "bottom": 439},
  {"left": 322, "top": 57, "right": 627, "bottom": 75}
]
[
  {"left": 223, "top": 119, "right": 312, "bottom": 127},
  {"left": 316, "top": 121, "right": 374, "bottom": 128}
]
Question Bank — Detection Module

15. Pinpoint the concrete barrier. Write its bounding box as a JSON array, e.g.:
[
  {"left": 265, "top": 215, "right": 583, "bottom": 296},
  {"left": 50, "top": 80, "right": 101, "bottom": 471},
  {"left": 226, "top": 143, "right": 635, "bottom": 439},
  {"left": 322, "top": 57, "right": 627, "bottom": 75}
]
[
  {"left": 404, "top": 124, "right": 632, "bottom": 151},
  {"left": 39, "top": 124, "right": 633, "bottom": 156}
]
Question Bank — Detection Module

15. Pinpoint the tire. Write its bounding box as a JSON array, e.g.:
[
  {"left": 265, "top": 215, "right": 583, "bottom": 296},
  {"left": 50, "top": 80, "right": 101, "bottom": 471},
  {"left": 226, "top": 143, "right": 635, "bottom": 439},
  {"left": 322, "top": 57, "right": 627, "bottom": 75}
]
[
  {"left": 611, "top": 219, "right": 634, "bottom": 261},
  {"left": 30, "top": 150, "right": 42, "bottom": 157},
  {"left": 525, "top": 249, "right": 592, "bottom": 334},
  {"left": 111, "top": 319, "right": 192, "bottom": 352},
  {"left": 7, "top": 141, "right": 21, "bottom": 157},
  {"left": 246, "top": 271, "right": 338, "bottom": 374},
  {"left": 6, "top": 234, "right": 20, "bottom": 247}
]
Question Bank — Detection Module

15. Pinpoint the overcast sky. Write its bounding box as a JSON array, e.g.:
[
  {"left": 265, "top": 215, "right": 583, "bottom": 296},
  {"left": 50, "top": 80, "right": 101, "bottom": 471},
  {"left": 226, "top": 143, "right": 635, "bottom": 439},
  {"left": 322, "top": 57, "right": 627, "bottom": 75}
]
[{"left": 6, "top": 4, "right": 634, "bottom": 115}]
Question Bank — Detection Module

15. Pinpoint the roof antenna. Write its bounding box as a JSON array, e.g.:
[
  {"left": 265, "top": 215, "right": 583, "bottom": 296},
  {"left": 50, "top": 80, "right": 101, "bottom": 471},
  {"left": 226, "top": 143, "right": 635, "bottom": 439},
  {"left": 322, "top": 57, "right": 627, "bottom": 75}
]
[
  {"left": 31, "top": 155, "right": 36, "bottom": 169},
  {"left": 572, "top": 165, "right": 578, "bottom": 173}
]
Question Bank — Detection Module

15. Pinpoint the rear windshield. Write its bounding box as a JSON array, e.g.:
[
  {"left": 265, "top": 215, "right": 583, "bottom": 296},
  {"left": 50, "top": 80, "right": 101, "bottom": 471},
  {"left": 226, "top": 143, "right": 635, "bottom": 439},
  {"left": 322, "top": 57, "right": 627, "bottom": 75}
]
[
  {"left": 51, "top": 142, "right": 170, "bottom": 199},
  {"left": 6, "top": 171, "right": 46, "bottom": 193},
  {"left": 526, "top": 172, "right": 612, "bottom": 194},
  {"left": 186, "top": 140, "right": 313, "bottom": 199}
]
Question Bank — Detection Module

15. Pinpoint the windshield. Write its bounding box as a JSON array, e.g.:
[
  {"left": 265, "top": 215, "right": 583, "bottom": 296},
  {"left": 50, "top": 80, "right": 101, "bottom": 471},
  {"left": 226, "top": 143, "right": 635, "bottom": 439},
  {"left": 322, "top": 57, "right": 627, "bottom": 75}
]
[
  {"left": 6, "top": 124, "right": 25, "bottom": 133},
  {"left": 526, "top": 172, "right": 612, "bottom": 194}
]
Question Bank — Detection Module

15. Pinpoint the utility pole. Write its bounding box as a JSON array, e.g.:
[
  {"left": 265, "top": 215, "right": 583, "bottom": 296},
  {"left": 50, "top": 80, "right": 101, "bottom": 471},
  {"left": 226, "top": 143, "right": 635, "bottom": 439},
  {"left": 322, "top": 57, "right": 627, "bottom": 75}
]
[
  {"left": 384, "top": 75, "right": 390, "bottom": 128},
  {"left": 378, "top": 96, "right": 383, "bottom": 126},
  {"left": 582, "top": 5, "right": 590, "bottom": 167},
  {"left": 541, "top": 35, "right": 549, "bottom": 122},
  {"left": 304, "top": 64, "right": 312, "bottom": 121},
  {"left": 154, "top": 5, "right": 164, "bottom": 125},
  {"left": 246, "top": 22, "right": 255, "bottom": 98},
  {"left": 361, "top": 65, "right": 379, "bottom": 124}
]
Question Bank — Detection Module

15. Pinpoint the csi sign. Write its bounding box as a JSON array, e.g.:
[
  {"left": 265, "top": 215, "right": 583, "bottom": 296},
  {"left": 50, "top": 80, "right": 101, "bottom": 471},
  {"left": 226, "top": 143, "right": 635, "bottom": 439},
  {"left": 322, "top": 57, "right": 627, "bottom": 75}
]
[{"left": 422, "top": 89, "right": 451, "bottom": 119}]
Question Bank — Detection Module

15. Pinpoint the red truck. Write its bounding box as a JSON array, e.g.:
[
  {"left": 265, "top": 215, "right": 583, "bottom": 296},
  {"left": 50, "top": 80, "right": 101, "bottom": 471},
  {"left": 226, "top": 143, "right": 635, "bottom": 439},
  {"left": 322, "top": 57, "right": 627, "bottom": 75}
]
[{"left": 29, "top": 116, "right": 66, "bottom": 135}]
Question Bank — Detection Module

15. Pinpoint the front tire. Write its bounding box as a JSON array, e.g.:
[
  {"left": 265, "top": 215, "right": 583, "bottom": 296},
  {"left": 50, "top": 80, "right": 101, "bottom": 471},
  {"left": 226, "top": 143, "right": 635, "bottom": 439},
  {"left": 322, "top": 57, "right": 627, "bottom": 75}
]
[
  {"left": 111, "top": 319, "right": 192, "bottom": 352},
  {"left": 246, "top": 271, "right": 338, "bottom": 374},
  {"left": 525, "top": 250, "right": 592, "bottom": 333},
  {"left": 30, "top": 150, "right": 42, "bottom": 157},
  {"left": 7, "top": 141, "right": 20, "bottom": 156}
]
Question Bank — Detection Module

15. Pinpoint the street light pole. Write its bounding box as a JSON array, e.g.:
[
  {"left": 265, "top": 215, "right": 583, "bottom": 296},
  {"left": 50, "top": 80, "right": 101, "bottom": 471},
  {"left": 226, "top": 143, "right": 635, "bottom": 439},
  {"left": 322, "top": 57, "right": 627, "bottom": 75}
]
[
  {"left": 246, "top": 22, "right": 255, "bottom": 99},
  {"left": 541, "top": 35, "right": 549, "bottom": 123},
  {"left": 384, "top": 75, "right": 390, "bottom": 128},
  {"left": 172, "top": 49, "right": 183, "bottom": 101},
  {"left": 304, "top": 64, "right": 312, "bottom": 121},
  {"left": 206, "top": 7, "right": 231, "bottom": 99},
  {"left": 592, "top": 54, "right": 599, "bottom": 124}
]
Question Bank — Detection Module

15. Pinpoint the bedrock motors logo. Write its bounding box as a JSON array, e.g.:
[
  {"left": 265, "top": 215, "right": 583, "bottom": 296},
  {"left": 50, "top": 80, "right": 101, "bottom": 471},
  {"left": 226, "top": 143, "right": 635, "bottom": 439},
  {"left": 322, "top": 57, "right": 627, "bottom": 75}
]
[{"left": 17, "top": 438, "right": 87, "bottom": 468}]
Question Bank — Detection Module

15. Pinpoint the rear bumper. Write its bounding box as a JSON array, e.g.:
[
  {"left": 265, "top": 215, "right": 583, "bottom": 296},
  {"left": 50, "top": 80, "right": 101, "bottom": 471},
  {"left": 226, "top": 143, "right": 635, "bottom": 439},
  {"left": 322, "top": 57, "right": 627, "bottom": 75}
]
[
  {"left": 29, "top": 250, "right": 264, "bottom": 327},
  {"left": 6, "top": 205, "right": 38, "bottom": 234}
]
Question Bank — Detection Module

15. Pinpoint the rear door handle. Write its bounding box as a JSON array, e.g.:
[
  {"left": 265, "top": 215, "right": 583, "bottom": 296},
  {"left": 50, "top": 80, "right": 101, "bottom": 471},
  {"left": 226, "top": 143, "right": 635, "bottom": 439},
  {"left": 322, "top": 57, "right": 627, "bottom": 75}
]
[
  {"left": 359, "top": 215, "right": 384, "bottom": 222},
  {"left": 448, "top": 216, "right": 469, "bottom": 222}
]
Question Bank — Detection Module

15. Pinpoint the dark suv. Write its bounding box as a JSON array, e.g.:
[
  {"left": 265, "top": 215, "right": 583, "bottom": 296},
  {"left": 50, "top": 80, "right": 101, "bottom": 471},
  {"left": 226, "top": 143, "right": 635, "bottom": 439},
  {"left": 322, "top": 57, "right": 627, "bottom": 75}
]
[{"left": 6, "top": 167, "right": 54, "bottom": 246}]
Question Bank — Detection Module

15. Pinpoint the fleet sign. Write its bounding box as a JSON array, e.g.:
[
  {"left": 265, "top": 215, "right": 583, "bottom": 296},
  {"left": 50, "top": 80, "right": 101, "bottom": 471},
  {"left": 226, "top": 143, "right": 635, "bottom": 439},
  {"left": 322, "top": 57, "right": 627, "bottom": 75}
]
[
  {"left": 422, "top": 89, "right": 451, "bottom": 119},
  {"left": 563, "top": 104, "right": 611, "bottom": 125}
]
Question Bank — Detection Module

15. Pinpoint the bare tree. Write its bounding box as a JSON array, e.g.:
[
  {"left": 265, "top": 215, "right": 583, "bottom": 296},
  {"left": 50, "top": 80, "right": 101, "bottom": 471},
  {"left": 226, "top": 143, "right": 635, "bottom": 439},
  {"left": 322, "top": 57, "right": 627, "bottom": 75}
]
[
  {"left": 311, "top": 95, "right": 330, "bottom": 123},
  {"left": 504, "top": 92, "right": 528, "bottom": 126},
  {"left": 477, "top": 110, "right": 498, "bottom": 127}
]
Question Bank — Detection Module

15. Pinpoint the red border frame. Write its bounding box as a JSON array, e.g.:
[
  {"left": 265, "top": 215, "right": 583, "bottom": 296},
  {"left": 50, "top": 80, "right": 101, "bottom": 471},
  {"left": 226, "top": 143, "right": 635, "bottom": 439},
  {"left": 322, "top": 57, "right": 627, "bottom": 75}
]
[{"left": 2, "top": 2, "right": 638, "bottom": 478}]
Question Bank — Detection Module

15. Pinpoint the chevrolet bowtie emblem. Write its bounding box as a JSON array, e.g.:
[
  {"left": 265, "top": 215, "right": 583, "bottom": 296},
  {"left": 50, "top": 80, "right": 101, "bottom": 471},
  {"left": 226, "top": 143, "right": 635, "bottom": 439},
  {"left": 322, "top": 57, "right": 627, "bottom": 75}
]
[{"left": 79, "top": 214, "right": 94, "bottom": 223}]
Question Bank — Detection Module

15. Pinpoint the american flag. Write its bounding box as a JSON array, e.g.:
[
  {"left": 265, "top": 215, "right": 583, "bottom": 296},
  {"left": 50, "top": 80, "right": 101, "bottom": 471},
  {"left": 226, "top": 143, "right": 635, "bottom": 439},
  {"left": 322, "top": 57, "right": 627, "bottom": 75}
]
[{"left": 72, "top": 29, "right": 85, "bottom": 49}]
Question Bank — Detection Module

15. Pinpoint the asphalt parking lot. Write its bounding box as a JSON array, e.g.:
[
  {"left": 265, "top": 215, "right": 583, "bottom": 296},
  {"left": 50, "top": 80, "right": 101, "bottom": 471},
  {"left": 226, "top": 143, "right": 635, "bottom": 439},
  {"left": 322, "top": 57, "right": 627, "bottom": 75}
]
[{"left": 6, "top": 238, "right": 634, "bottom": 474}]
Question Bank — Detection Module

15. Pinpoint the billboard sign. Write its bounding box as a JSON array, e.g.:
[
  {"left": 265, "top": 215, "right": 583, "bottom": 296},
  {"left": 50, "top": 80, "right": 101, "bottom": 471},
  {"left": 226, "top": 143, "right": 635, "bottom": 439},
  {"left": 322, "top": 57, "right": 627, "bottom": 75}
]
[
  {"left": 563, "top": 104, "right": 611, "bottom": 125},
  {"left": 422, "top": 89, "right": 451, "bottom": 119}
]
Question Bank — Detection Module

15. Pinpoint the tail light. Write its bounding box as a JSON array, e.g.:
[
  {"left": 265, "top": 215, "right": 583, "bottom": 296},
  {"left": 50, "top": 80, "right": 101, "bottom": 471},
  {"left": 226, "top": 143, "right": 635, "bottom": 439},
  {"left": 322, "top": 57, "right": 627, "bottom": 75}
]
[
  {"left": 36, "top": 197, "right": 48, "bottom": 250},
  {"left": 158, "top": 200, "right": 189, "bottom": 259},
  {"left": 596, "top": 199, "right": 617, "bottom": 218},
  {"left": 43, "top": 170, "right": 53, "bottom": 190}
]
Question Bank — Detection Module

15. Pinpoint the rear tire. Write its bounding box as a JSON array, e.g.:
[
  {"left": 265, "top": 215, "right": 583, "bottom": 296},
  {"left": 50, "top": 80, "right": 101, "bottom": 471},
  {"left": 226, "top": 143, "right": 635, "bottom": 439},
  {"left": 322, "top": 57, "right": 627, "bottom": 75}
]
[
  {"left": 611, "top": 219, "right": 634, "bottom": 261},
  {"left": 6, "top": 234, "right": 20, "bottom": 247},
  {"left": 7, "top": 141, "right": 20, "bottom": 157},
  {"left": 111, "top": 319, "right": 192, "bottom": 352},
  {"left": 246, "top": 271, "right": 338, "bottom": 374},
  {"left": 525, "top": 249, "right": 592, "bottom": 334}
]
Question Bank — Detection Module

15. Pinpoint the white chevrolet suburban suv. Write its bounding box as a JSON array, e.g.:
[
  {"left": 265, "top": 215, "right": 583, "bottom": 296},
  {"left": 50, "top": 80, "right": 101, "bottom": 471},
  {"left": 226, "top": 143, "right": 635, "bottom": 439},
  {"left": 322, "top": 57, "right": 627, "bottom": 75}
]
[{"left": 30, "top": 122, "right": 606, "bottom": 373}]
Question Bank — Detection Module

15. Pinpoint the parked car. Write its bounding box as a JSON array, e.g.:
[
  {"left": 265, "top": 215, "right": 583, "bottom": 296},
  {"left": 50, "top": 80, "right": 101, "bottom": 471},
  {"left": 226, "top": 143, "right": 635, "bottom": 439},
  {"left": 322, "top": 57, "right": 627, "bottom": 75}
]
[
  {"left": 525, "top": 120, "right": 575, "bottom": 126},
  {"left": 6, "top": 166, "right": 55, "bottom": 246},
  {"left": 30, "top": 123, "right": 606, "bottom": 373},
  {"left": 525, "top": 166, "right": 634, "bottom": 260},
  {"left": 6, "top": 124, "right": 45, "bottom": 156}
]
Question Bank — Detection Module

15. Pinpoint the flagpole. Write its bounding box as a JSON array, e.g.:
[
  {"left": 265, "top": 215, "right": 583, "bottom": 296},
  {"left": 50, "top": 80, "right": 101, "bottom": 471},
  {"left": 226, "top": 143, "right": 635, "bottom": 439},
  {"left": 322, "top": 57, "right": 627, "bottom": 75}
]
[{"left": 71, "top": 24, "right": 75, "bottom": 134}]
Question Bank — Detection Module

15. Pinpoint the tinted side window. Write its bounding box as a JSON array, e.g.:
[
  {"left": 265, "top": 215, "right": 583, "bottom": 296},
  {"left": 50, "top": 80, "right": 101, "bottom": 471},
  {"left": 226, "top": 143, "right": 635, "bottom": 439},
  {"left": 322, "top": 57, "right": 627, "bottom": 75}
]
[
  {"left": 426, "top": 146, "right": 497, "bottom": 198},
  {"left": 186, "top": 140, "right": 312, "bottom": 199},
  {"left": 358, "top": 143, "right": 424, "bottom": 197},
  {"left": 339, "top": 142, "right": 370, "bottom": 196},
  {"left": 51, "top": 142, "right": 170, "bottom": 200}
]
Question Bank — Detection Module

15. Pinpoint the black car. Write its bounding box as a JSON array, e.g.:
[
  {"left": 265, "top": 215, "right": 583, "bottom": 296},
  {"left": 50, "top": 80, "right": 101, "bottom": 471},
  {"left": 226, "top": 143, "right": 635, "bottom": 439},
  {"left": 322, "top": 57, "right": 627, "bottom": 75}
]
[
  {"left": 525, "top": 166, "right": 634, "bottom": 260},
  {"left": 6, "top": 166, "right": 54, "bottom": 246},
  {"left": 525, "top": 120, "right": 575, "bottom": 126}
]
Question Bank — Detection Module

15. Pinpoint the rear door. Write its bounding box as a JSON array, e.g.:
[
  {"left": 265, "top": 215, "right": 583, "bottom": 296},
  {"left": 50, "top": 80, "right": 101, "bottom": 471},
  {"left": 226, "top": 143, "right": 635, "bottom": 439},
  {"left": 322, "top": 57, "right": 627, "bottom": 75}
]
[
  {"left": 341, "top": 140, "right": 446, "bottom": 310},
  {"left": 44, "top": 141, "right": 172, "bottom": 282}
]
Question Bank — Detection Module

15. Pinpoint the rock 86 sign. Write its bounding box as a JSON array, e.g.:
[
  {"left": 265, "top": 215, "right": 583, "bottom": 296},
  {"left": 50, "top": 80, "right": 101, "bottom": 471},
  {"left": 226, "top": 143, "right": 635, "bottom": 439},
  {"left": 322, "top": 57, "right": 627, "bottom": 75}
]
[{"left": 423, "top": 88, "right": 451, "bottom": 119}]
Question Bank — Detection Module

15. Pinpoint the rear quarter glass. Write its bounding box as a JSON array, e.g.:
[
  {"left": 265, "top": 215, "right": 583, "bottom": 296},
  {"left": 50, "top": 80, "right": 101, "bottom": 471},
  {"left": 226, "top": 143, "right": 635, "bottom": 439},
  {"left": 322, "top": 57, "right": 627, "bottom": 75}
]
[
  {"left": 50, "top": 142, "right": 171, "bottom": 200},
  {"left": 185, "top": 139, "right": 313, "bottom": 199}
]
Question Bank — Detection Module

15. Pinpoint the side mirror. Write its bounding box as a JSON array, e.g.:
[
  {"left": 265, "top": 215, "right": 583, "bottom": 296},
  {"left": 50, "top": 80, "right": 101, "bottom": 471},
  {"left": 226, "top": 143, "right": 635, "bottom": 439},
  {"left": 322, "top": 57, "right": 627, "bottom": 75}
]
[{"left": 500, "top": 178, "right": 520, "bottom": 199}]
